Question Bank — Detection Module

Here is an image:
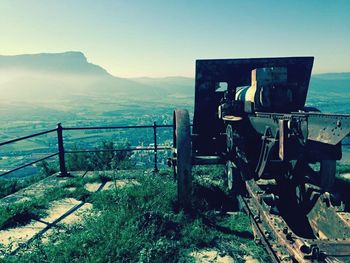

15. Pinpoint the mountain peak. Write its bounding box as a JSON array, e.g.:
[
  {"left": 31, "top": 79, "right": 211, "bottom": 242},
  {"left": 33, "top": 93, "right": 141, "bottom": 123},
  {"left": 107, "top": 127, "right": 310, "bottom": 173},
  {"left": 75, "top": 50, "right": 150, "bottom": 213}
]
[
  {"left": 0, "top": 51, "right": 109, "bottom": 76},
  {"left": 33, "top": 51, "right": 87, "bottom": 61}
]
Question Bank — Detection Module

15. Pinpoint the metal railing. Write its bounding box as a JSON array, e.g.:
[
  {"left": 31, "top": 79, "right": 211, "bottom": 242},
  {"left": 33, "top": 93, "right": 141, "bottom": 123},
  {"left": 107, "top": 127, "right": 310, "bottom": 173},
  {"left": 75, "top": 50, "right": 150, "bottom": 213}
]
[
  {"left": 0, "top": 128, "right": 59, "bottom": 178},
  {"left": 0, "top": 122, "right": 173, "bottom": 178},
  {"left": 1, "top": 121, "right": 350, "bottom": 179}
]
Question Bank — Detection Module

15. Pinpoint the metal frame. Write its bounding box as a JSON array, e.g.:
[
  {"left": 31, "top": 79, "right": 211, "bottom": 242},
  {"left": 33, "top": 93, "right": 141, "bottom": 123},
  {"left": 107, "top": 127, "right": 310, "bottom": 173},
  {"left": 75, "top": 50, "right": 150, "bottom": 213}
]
[
  {"left": 1, "top": 121, "right": 348, "bottom": 178},
  {"left": 0, "top": 123, "right": 174, "bottom": 178},
  {"left": 192, "top": 57, "right": 314, "bottom": 156}
]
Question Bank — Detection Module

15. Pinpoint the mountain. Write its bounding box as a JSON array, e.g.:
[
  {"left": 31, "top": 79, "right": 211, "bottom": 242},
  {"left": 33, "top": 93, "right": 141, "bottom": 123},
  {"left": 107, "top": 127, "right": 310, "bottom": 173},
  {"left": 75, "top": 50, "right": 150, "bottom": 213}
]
[
  {"left": 311, "top": 72, "right": 350, "bottom": 80},
  {"left": 0, "top": 52, "right": 194, "bottom": 124},
  {"left": 1, "top": 51, "right": 350, "bottom": 117},
  {"left": 0, "top": 52, "right": 179, "bottom": 103},
  {"left": 0, "top": 51, "right": 108, "bottom": 75}
]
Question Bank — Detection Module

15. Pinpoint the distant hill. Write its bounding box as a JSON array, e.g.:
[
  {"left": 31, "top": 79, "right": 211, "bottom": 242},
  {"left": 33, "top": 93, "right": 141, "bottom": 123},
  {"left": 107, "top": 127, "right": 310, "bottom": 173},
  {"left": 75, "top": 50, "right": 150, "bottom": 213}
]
[
  {"left": 309, "top": 72, "right": 350, "bottom": 94},
  {"left": 312, "top": 72, "right": 350, "bottom": 80},
  {"left": 131, "top": 76, "right": 194, "bottom": 98},
  {"left": 0, "top": 51, "right": 108, "bottom": 75},
  {"left": 0, "top": 52, "right": 184, "bottom": 103},
  {"left": 306, "top": 72, "right": 350, "bottom": 113},
  {"left": 1, "top": 51, "right": 349, "bottom": 115}
]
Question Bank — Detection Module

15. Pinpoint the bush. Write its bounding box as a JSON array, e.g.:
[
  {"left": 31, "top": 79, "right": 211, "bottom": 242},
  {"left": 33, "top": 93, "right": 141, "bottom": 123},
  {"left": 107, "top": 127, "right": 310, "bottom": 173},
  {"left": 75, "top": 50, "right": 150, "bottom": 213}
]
[{"left": 66, "top": 140, "right": 133, "bottom": 171}]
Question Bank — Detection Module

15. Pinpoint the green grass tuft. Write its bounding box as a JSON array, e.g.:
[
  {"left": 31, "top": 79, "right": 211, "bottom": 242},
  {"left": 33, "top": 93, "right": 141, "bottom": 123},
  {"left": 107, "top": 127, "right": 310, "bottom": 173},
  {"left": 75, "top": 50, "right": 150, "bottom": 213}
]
[
  {"left": 2, "top": 168, "right": 268, "bottom": 262},
  {"left": 0, "top": 199, "right": 48, "bottom": 230}
]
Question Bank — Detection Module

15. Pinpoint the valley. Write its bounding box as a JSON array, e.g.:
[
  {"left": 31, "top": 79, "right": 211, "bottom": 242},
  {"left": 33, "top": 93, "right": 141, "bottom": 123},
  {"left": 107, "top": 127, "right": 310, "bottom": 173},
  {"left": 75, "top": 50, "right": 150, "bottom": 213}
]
[{"left": 0, "top": 52, "right": 350, "bottom": 179}]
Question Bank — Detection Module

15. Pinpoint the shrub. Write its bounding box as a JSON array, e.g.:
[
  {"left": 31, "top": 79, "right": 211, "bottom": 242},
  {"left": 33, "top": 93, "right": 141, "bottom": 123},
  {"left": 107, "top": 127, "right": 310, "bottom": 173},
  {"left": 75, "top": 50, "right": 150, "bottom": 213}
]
[{"left": 66, "top": 140, "right": 133, "bottom": 171}]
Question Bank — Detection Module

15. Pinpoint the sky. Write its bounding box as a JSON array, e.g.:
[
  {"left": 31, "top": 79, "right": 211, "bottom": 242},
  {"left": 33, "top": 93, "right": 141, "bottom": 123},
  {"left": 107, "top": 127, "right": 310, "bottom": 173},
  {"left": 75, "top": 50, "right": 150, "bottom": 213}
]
[{"left": 1, "top": 0, "right": 349, "bottom": 78}]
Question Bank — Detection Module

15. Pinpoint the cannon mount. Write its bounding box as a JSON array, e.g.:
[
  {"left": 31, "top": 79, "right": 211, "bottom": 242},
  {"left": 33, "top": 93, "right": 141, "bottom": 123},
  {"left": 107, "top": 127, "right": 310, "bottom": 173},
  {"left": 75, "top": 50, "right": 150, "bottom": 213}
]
[{"left": 172, "top": 57, "right": 350, "bottom": 262}]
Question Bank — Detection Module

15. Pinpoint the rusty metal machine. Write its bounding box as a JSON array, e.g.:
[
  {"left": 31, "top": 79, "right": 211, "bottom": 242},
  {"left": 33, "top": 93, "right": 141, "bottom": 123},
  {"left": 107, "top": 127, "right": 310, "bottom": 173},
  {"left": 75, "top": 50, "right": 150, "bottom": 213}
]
[{"left": 172, "top": 57, "right": 350, "bottom": 262}]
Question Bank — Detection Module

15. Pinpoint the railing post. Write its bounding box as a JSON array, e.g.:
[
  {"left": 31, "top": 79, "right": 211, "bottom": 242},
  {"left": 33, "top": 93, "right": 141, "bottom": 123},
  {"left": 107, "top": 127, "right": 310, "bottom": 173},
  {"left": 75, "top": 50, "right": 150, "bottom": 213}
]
[
  {"left": 57, "top": 123, "right": 70, "bottom": 177},
  {"left": 153, "top": 121, "right": 159, "bottom": 173}
]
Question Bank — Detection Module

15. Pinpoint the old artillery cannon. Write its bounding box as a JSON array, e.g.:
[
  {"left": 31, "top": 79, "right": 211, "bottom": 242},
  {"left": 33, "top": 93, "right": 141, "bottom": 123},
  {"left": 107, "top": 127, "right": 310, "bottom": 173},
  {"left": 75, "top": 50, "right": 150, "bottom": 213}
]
[{"left": 172, "top": 57, "right": 350, "bottom": 262}]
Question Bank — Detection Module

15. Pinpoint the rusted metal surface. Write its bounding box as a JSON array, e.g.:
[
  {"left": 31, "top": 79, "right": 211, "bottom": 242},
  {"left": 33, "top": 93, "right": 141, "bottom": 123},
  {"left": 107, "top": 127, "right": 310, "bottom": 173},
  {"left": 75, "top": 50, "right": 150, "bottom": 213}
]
[
  {"left": 192, "top": 57, "right": 314, "bottom": 156},
  {"left": 174, "top": 56, "right": 350, "bottom": 263},
  {"left": 238, "top": 195, "right": 283, "bottom": 263},
  {"left": 240, "top": 179, "right": 350, "bottom": 262},
  {"left": 307, "top": 113, "right": 350, "bottom": 145},
  {"left": 307, "top": 194, "right": 350, "bottom": 239}
]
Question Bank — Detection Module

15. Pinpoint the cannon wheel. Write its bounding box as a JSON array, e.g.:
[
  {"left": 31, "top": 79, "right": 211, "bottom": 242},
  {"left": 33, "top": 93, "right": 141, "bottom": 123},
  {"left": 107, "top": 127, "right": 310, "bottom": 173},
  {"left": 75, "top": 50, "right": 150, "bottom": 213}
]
[{"left": 173, "top": 109, "right": 192, "bottom": 209}]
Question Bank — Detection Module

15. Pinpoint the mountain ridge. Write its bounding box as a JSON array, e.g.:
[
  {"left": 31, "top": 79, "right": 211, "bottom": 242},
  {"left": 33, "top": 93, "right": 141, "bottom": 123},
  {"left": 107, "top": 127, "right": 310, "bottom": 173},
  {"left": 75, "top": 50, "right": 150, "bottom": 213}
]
[
  {"left": 0, "top": 51, "right": 349, "bottom": 107},
  {"left": 0, "top": 51, "right": 194, "bottom": 104},
  {"left": 0, "top": 51, "right": 109, "bottom": 76},
  {"left": 2, "top": 51, "right": 350, "bottom": 80}
]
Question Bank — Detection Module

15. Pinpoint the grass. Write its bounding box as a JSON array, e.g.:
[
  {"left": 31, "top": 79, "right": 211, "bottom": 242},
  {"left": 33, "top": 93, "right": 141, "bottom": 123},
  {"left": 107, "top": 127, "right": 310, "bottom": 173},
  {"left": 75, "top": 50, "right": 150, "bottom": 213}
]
[
  {"left": 0, "top": 161, "right": 59, "bottom": 199},
  {"left": 0, "top": 185, "right": 73, "bottom": 231},
  {"left": 2, "top": 162, "right": 350, "bottom": 262},
  {"left": 1, "top": 167, "right": 268, "bottom": 262},
  {"left": 0, "top": 176, "right": 46, "bottom": 200},
  {"left": 337, "top": 163, "right": 350, "bottom": 173},
  {"left": 0, "top": 199, "right": 48, "bottom": 230},
  {"left": 0, "top": 169, "right": 111, "bottom": 231},
  {"left": 337, "top": 164, "right": 350, "bottom": 177},
  {"left": 0, "top": 168, "right": 138, "bottom": 232}
]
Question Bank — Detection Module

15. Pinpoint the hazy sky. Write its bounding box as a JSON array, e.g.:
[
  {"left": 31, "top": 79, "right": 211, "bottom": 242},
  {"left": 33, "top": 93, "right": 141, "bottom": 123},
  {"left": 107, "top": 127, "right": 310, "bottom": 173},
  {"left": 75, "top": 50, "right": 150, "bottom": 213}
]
[{"left": 1, "top": 0, "right": 349, "bottom": 77}]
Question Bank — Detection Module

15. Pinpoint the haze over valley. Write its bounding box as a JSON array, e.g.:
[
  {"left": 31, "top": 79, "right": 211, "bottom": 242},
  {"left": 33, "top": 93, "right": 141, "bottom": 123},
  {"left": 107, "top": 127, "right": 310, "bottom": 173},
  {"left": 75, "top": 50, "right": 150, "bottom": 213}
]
[
  {"left": 1, "top": 2, "right": 350, "bottom": 262},
  {"left": 1, "top": 51, "right": 349, "bottom": 128},
  {"left": 0, "top": 51, "right": 350, "bottom": 177},
  {"left": 0, "top": 51, "right": 193, "bottom": 126}
]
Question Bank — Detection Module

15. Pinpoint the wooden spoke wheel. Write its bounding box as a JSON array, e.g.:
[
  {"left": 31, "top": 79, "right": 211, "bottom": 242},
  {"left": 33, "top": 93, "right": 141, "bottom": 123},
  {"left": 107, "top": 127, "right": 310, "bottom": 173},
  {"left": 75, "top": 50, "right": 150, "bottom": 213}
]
[{"left": 173, "top": 109, "right": 192, "bottom": 209}]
